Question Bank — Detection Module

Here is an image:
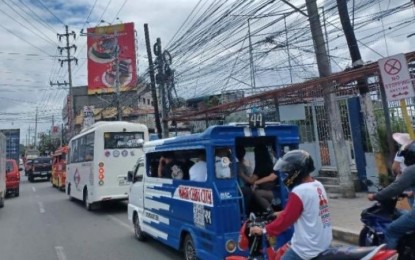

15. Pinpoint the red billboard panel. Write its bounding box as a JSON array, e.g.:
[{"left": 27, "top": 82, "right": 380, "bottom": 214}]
[{"left": 87, "top": 22, "right": 137, "bottom": 95}]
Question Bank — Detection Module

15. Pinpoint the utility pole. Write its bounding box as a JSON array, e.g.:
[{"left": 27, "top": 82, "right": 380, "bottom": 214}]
[
  {"left": 154, "top": 38, "right": 171, "bottom": 138},
  {"left": 115, "top": 33, "right": 122, "bottom": 121},
  {"left": 61, "top": 123, "right": 64, "bottom": 146},
  {"left": 57, "top": 25, "right": 77, "bottom": 137},
  {"left": 305, "top": 0, "right": 355, "bottom": 198},
  {"left": 283, "top": 14, "right": 293, "bottom": 84},
  {"left": 34, "top": 107, "right": 38, "bottom": 148},
  {"left": 247, "top": 18, "right": 256, "bottom": 89},
  {"left": 336, "top": 0, "right": 389, "bottom": 176},
  {"left": 144, "top": 24, "right": 162, "bottom": 138},
  {"left": 321, "top": 7, "right": 330, "bottom": 63},
  {"left": 28, "top": 126, "right": 31, "bottom": 147}
]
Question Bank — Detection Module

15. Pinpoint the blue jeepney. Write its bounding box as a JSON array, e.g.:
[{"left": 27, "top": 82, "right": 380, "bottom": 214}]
[{"left": 128, "top": 123, "right": 299, "bottom": 259}]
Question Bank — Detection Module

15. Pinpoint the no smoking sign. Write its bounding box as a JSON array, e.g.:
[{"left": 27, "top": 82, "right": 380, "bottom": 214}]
[{"left": 379, "top": 53, "right": 414, "bottom": 102}]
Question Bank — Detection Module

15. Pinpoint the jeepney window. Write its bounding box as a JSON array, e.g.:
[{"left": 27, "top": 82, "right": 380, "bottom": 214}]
[
  {"left": 147, "top": 149, "right": 205, "bottom": 181},
  {"left": 214, "top": 147, "right": 233, "bottom": 179}
]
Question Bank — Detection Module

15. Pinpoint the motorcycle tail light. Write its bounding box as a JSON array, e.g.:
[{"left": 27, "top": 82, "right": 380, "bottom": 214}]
[
  {"left": 225, "top": 239, "right": 236, "bottom": 253},
  {"left": 371, "top": 250, "right": 398, "bottom": 260}
]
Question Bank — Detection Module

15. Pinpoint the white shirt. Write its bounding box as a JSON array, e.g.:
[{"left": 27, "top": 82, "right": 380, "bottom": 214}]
[
  {"left": 215, "top": 156, "right": 231, "bottom": 178},
  {"left": 189, "top": 161, "right": 207, "bottom": 182},
  {"left": 291, "top": 180, "right": 332, "bottom": 260},
  {"left": 394, "top": 152, "right": 407, "bottom": 173}
]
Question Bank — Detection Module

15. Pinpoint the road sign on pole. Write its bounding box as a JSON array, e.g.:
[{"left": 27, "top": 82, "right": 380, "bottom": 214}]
[
  {"left": 378, "top": 53, "right": 414, "bottom": 102},
  {"left": 379, "top": 53, "right": 415, "bottom": 139}
]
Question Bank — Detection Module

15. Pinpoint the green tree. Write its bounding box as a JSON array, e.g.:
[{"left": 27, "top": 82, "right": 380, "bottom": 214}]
[{"left": 38, "top": 133, "right": 60, "bottom": 156}]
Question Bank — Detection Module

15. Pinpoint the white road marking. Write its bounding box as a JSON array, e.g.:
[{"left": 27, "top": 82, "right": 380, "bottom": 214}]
[
  {"left": 32, "top": 186, "right": 36, "bottom": 192},
  {"left": 38, "top": 201, "right": 45, "bottom": 213},
  {"left": 107, "top": 215, "right": 133, "bottom": 233},
  {"left": 55, "top": 246, "right": 67, "bottom": 260}
]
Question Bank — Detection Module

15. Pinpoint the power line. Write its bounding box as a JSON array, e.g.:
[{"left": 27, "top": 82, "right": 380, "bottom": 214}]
[
  {"left": 0, "top": 2, "right": 57, "bottom": 47},
  {"left": 18, "top": 0, "right": 58, "bottom": 34},
  {"left": 33, "top": 0, "right": 65, "bottom": 25},
  {"left": 0, "top": 23, "right": 53, "bottom": 56}
]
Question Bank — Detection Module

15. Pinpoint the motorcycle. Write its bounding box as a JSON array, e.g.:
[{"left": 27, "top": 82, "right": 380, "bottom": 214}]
[
  {"left": 227, "top": 211, "right": 398, "bottom": 260},
  {"left": 359, "top": 181, "right": 415, "bottom": 260}
]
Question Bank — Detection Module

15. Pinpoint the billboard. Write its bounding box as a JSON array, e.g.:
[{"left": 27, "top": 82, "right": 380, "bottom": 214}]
[
  {"left": 87, "top": 22, "right": 137, "bottom": 95},
  {"left": 0, "top": 129, "right": 20, "bottom": 163}
]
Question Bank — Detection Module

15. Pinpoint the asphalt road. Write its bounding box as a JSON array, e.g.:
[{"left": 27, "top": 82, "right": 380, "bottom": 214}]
[{"left": 0, "top": 176, "right": 183, "bottom": 260}]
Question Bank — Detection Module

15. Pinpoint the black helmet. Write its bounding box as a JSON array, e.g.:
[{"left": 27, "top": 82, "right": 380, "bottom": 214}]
[
  {"left": 274, "top": 150, "right": 315, "bottom": 189},
  {"left": 401, "top": 141, "right": 415, "bottom": 166}
]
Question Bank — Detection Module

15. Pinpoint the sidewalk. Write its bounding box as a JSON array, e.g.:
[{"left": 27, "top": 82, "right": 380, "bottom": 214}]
[{"left": 329, "top": 192, "right": 374, "bottom": 245}]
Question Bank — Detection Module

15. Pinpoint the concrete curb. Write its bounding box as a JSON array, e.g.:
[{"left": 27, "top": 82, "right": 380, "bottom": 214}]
[{"left": 332, "top": 226, "right": 359, "bottom": 245}]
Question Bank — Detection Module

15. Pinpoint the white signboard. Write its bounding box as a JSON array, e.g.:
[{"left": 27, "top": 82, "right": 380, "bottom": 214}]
[
  {"left": 83, "top": 106, "right": 95, "bottom": 129},
  {"left": 378, "top": 53, "right": 415, "bottom": 101}
]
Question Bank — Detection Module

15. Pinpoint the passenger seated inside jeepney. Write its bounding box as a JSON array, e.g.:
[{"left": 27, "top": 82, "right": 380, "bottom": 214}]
[
  {"left": 189, "top": 151, "right": 207, "bottom": 182},
  {"left": 236, "top": 145, "right": 254, "bottom": 213},
  {"left": 252, "top": 145, "right": 280, "bottom": 212},
  {"left": 238, "top": 144, "right": 279, "bottom": 213},
  {"left": 215, "top": 147, "right": 231, "bottom": 179},
  {"left": 157, "top": 152, "right": 184, "bottom": 179}
]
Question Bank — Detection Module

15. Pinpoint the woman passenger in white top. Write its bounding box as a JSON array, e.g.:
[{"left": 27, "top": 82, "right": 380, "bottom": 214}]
[{"left": 189, "top": 151, "right": 207, "bottom": 182}]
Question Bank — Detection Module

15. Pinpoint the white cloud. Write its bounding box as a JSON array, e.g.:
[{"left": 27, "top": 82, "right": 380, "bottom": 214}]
[{"left": 0, "top": 0, "right": 198, "bottom": 144}]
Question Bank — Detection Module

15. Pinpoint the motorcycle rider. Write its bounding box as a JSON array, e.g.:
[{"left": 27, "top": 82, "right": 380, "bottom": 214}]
[
  {"left": 250, "top": 150, "right": 332, "bottom": 260},
  {"left": 368, "top": 141, "right": 415, "bottom": 249}
]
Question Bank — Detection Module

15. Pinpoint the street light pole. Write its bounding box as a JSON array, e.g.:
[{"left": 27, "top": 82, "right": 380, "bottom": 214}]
[{"left": 247, "top": 18, "right": 256, "bottom": 89}]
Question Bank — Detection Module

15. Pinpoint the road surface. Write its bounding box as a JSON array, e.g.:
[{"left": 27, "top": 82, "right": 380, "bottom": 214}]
[{"left": 0, "top": 176, "right": 182, "bottom": 260}]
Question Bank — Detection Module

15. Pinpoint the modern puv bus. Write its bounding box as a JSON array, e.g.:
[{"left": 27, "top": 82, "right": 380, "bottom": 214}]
[
  {"left": 128, "top": 123, "right": 300, "bottom": 259},
  {"left": 67, "top": 121, "right": 148, "bottom": 210}
]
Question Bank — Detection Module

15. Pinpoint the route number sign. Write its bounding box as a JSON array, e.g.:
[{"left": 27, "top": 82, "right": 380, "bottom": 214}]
[
  {"left": 249, "top": 113, "right": 265, "bottom": 128},
  {"left": 378, "top": 53, "right": 414, "bottom": 102}
]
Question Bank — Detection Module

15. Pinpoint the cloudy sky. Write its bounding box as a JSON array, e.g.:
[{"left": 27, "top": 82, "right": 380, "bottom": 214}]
[
  {"left": 0, "top": 0, "right": 198, "bottom": 144},
  {"left": 0, "top": 0, "right": 414, "bottom": 145}
]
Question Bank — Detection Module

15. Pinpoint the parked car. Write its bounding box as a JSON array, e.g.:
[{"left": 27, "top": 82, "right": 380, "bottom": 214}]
[
  {"left": 5, "top": 159, "right": 20, "bottom": 197},
  {"left": 27, "top": 157, "right": 52, "bottom": 182}
]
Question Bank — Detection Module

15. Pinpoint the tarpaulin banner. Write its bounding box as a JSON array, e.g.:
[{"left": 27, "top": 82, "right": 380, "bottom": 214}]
[{"left": 87, "top": 22, "right": 137, "bottom": 95}]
